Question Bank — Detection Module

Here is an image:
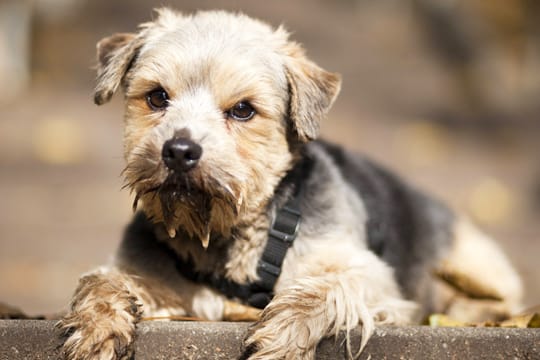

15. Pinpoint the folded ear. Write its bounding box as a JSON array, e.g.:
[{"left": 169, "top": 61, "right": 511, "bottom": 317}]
[
  {"left": 284, "top": 43, "right": 341, "bottom": 142},
  {"left": 94, "top": 32, "right": 141, "bottom": 105}
]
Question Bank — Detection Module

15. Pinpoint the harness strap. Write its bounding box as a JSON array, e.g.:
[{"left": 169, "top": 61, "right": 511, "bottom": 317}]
[
  {"left": 251, "top": 197, "right": 301, "bottom": 307},
  {"left": 171, "top": 195, "right": 301, "bottom": 309},
  {"left": 168, "top": 157, "right": 310, "bottom": 309}
]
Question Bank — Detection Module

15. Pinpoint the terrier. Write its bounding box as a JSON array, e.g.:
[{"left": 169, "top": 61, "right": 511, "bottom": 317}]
[{"left": 59, "top": 9, "right": 523, "bottom": 360}]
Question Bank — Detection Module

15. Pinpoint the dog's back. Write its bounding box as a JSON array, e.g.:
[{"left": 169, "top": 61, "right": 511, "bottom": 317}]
[
  {"left": 310, "top": 140, "right": 522, "bottom": 321},
  {"left": 315, "top": 141, "right": 453, "bottom": 307}
]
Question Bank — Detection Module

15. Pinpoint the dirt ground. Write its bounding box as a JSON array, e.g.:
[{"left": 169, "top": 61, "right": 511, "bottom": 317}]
[{"left": 0, "top": 0, "right": 538, "bottom": 315}]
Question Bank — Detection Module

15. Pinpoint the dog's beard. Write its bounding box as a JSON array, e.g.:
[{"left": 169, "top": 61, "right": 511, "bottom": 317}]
[
  {"left": 158, "top": 173, "right": 212, "bottom": 239},
  {"left": 123, "top": 151, "right": 242, "bottom": 248},
  {"left": 156, "top": 172, "right": 241, "bottom": 246}
]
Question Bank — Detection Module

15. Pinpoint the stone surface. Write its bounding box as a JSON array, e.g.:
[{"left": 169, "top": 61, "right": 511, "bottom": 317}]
[{"left": 1, "top": 320, "right": 539, "bottom": 359}]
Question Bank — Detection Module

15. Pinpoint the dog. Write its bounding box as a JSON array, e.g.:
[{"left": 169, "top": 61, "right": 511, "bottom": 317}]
[{"left": 58, "top": 8, "right": 523, "bottom": 360}]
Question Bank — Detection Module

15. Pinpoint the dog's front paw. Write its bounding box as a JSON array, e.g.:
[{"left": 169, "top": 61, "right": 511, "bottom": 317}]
[
  {"left": 58, "top": 272, "right": 143, "bottom": 360},
  {"left": 58, "top": 296, "right": 141, "bottom": 360},
  {"left": 245, "top": 316, "right": 320, "bottom": 360},
  {"left": 243, "top": 297, "right": 320, "bottom": 360}
]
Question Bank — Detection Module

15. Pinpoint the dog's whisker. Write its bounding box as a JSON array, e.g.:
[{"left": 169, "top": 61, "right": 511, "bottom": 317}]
[
  {"left": 132, "top": 193, "right": 141, "bottom": 212},
  {"left": 151, "top": 185, "right": 162, "bottom": 201},
  {"left": 142, "top": 185, "right": 161, "bottom": 195}
]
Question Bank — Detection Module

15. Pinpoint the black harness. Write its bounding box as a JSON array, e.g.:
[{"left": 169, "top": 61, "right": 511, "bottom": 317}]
[{"left": 171, "top": 159, "right": 310, "bottom": 309}]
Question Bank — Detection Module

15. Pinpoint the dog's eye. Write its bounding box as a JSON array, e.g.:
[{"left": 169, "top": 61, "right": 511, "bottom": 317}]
[
  {"left": 227, "top": 101, "right": 256, "bottom": 121},
  {"left": 146, "top": 88, "right": 169, "bottom": 110}
]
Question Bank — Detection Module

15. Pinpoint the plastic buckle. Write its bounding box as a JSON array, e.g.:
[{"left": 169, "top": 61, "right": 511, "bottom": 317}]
[{"left": 270, "top": 204, "right": 301, "bottom": 244}]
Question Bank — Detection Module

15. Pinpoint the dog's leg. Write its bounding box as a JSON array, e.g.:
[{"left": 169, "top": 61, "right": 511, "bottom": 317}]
[
  {"left": 58, "top": 265, "right": 224, "bottom": 360},
  {"left": 245, "top": 247, "right": 417, "bottom": 360},
  {"left": 434, "top": 219, "right": 523, "bottom": 322}
]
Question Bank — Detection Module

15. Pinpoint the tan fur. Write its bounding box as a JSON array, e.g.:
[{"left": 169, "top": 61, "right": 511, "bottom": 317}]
[
  {"left": 282, "top": 40, "right": 341, "bottom": 141},
  {"left": 433, "top": 219, "right": 523, "bottom": 322},
  {"left": 59, "top": 8, "right": 521, "bottom": 360},
  {"left": 114, "top": 10, "right": 300, "bottom": 242},
  {"left": 59, "top": 268, "right": 143, "bottom": 360}
]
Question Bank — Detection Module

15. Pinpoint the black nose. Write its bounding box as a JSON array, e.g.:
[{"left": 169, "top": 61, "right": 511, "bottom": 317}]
[{"left": 162, "top": 137, "right": 203, "bottom": 172}]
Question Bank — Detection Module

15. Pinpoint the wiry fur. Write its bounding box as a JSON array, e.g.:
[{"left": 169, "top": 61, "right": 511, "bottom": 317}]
[
  {"left": 246, "top": 249, "right": 416, "bottom": 359},
  {"left": 59, "top": 8, "right": 523, "bottom": 360}
]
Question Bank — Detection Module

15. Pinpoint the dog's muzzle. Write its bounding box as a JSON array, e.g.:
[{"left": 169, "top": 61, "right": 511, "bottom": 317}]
[{"left": 162, "top": 137, "right": 202, "bottom": 172}]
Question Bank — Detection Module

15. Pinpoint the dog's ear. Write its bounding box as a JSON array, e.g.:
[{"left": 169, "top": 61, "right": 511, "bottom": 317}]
[
  {"left": 284, "top": 43, "right": 341, "bottom": 142},
  {"left": 94, "top": 32, "right": 142, "bottom": 105}
]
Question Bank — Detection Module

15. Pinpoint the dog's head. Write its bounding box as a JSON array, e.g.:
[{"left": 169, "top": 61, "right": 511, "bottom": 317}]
[{"left": 95, "top": 9, "right": 340, "bottom": 246}]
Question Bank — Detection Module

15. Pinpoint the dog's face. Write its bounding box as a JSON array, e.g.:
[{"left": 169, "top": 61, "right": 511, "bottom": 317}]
[{"left": 94, "top": 9, "right": 341, "bottom": 246}]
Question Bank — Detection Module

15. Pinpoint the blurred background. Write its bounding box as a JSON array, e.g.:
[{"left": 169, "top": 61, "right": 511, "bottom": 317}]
[{"left": 0, "top": 0, "right": 538, "bottom": 315}]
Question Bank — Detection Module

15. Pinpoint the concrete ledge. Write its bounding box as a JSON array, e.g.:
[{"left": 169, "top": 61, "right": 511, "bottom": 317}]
[{"left": 1, "top": 320, "right": 538, "bottom": 359}]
